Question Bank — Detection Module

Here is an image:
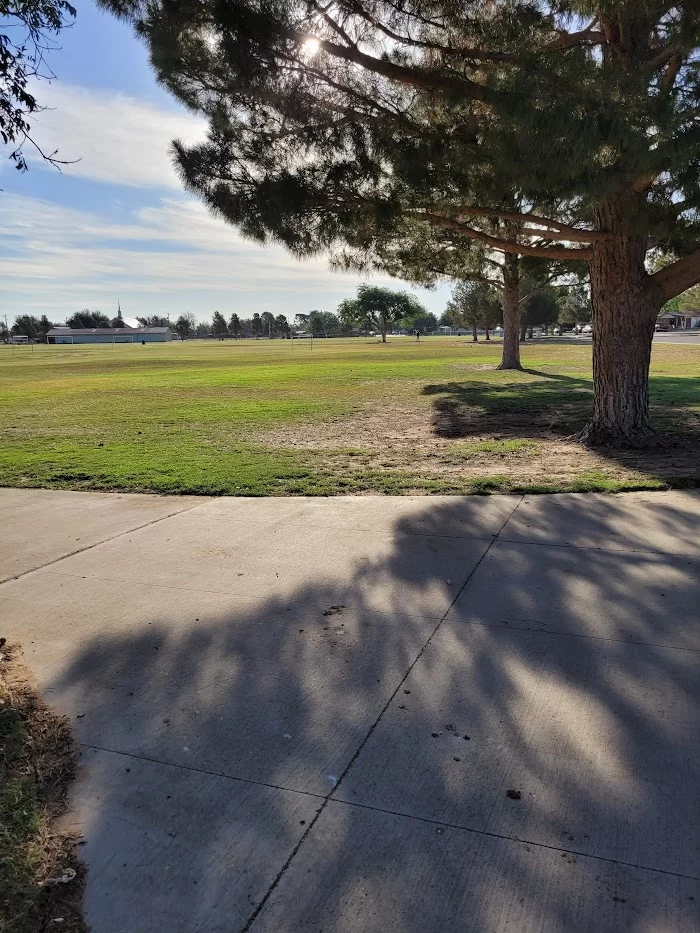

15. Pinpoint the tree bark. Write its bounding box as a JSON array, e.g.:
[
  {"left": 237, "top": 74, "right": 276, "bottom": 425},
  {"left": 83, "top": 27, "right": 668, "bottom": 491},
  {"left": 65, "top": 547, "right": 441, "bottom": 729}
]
[
  {"left": 498, "top": 252, "right": 522, "bottom": 369},
  {"left": 472, "top": 323, "right": 478, "bottom": 342},
  {"left": 579, "top": 196, "right": 663, "bottom": 447},
  {"left": 485, "top": 328, "right": 490, "bottom": 340}
]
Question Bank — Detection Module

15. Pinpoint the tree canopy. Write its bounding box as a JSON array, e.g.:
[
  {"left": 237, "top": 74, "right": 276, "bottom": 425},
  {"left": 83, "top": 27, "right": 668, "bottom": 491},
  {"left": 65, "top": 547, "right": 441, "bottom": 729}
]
[
  {"left": 338, "top": 285, "right": 426, "bottom": 341},
  {"left": 445, "top": 282, "right": 501, "bottom": 341},
  {"left": 10, "top": 313, "right": 55, "bottom": 340},
  {"left": 101, "top": 0, "right": 700, "bottom": 444},
  {"left": 175, "top": 312, "right": 196, "bottom": 337},
  {"left": 66, "top": 310, "right": 111, "bottom": 328},
  {"left": 1, "top": 0, "right": 75, "bottom": 169}
]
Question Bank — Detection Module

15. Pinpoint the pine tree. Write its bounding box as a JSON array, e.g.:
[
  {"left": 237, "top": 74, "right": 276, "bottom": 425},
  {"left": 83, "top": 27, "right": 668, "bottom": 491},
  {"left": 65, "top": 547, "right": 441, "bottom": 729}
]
[
  {"left": 102, "top": 0, "right": 700, "bottom": 445},
  {"left": 212, "top": 311, "right": 228, "bottom": 339},
  {"left": 228, "top": 313, "right": 242, "bottom": 338}
]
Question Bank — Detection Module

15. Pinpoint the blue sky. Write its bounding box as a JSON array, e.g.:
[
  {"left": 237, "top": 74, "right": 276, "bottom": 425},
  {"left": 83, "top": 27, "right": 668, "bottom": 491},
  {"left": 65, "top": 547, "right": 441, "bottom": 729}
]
[{"left": 1, "top": 2, "right": 450, "bottom": 326}]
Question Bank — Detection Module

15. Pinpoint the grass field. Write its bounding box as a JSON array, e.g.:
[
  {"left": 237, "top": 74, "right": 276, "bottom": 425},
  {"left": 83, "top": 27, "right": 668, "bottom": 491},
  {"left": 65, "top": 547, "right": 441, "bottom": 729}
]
[{"left": 1, "top": 336, "right": 699, "bottom": 495}]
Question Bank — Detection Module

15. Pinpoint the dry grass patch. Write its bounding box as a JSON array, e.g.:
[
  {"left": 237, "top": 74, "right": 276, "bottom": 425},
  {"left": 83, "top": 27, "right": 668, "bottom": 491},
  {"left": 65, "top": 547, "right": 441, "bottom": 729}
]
[{"left": 0, "top": 644, "right": 86, "bottom": 933}]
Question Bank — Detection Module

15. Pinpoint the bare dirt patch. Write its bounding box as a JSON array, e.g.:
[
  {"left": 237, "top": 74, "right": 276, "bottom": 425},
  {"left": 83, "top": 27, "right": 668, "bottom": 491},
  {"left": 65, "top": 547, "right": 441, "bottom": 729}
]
[{"left": 255, "top": 399, "right": 700, "bottom": 491}]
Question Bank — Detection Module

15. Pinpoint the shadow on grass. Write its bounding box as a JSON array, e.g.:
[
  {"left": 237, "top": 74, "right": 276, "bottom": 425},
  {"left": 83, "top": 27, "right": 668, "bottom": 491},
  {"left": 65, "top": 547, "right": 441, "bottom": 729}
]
[
  {"left": 421, "top": 374, "right": 700, "bottom": 486},
  {"left": 8, "top": 496, "right": 698, "bottom": 930}
]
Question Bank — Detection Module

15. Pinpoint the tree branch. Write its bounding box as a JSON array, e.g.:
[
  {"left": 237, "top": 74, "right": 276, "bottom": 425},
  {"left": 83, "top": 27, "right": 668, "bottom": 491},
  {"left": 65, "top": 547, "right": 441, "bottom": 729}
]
[
  {"left": 541, "top": 29, "right": 605, "bottom": 53},
  {"left": 413, "top": 212, "right": 594, "bottom": 261},
  {"left": 651, "top": 249, "right": 700, "bottom": 301},
  {"left": 297, "top": 32, "right": 490, "bottom": 99},
  {"left": 448, "top": 205, "right": 607, "bottom": 241}
]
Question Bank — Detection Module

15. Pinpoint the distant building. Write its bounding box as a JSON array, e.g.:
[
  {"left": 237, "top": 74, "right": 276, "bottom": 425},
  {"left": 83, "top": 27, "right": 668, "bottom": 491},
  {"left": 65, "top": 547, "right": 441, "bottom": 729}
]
[
  {"left": 656, "top": 310, "right": 700, "bottom": 330},
  {"left": 47, "top": 327, "right": 172, "bottom": 344},
  {"left": 9, "top": 334, "right": 29, "bottom": 344}
]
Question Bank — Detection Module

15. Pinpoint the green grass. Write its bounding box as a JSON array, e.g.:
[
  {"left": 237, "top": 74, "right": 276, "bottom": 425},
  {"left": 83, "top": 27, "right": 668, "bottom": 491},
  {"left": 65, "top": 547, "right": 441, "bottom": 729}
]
[{"left": 1, "top": 336, "right": 699, "bottom": 495}]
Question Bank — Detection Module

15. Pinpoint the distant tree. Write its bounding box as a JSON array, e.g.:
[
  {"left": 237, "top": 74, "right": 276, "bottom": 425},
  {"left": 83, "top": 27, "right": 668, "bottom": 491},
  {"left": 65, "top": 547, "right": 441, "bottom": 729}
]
[
  {"left": 480, "top": 301, "right": 501, "bottom": 341},
  {"left": 293, "top": 313, "right": 309, "bottom": 330},
  {"left": 174, "top": 312, "right": 196, "bottom": 338},
  {"left": 446, "top": 283, "right": 501, "bottom": 342},
  {"left": 401, "top": 310, "right": 438, "bottom": 336},
  {"left": 251, "top": 313, "right": 263, "bottom": 337},
  {"left": 523, "top": 289, "right": 559, "bottom": 336},
  {"left": 11, "top": 314, "right": 41, "bottom": 339},
  {"left": 111, "top": 315, "right": 125, "bottom": 327},
  {"left": 194, "top": 320, "right": 211, "bottom": 337},
  {"left": 137, "top": 315, "right": 169, "bottom": 327},
  {"left": 261, "top": 311, "right": 276, "bottom": 337},
  {"left": 679, "top": 284, "right": 700, "bottom": 312},
  {"left": 338, "top": 286, "right": 425, "bottom": 343},
  {"left": 275, "top": 314, "right": 290, "bottom": 338},
  {"left": 558, "top": 285, "right": 592, "bottom": 330},
  {"left": 212, "top": 311, "right": 228, "bottom": 339},
  {"left": 227, "top": 313, "right": 241, "bottom": 338},
  {"left": 307, "top": 310, "right": 340, "bottom": 336},
  {"left": 66, "top": 310, "right": 111, "bottom": 328},
  {"left": 0, "top": 322, "right": 9, "bottom": 342}
]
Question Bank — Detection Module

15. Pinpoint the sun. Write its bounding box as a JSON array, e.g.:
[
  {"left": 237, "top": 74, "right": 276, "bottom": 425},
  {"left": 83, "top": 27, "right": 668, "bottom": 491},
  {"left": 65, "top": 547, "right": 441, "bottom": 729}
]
[{"left": 302, "top": 37, "right": 320, "bottom": 55}]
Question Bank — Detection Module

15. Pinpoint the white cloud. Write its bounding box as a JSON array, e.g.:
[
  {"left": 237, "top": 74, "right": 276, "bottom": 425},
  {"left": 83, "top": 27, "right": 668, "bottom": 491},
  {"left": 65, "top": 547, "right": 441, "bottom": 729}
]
[
  {"left": 0, "top": 193, "right": 449, "bottom": 322},
  {"left": 26, "top": 83, "right": 205, "bottom": 189}
]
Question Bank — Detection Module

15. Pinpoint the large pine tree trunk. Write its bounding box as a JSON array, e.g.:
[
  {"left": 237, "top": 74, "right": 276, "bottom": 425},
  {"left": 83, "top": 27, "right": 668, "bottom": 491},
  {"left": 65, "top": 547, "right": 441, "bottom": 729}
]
[
  {"left": 498, "top": 252, "right": 521, "bottom": 370},
  {"left": 579, "top": 197, "right": 662, "bottom": 447}
]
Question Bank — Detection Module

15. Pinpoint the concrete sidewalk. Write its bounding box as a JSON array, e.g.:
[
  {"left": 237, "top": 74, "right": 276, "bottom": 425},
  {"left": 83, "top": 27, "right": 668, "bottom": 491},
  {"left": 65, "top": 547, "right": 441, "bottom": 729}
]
[{"left": 1, "top": 487, "right": 698, "bottom": 932}]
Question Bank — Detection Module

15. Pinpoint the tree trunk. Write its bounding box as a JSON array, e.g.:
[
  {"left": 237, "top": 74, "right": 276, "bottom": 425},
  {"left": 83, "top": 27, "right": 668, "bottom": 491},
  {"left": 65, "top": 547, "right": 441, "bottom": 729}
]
[
  {"left": 579, "top": 196, "right": 662, "bottom": 447},
  {"left": 520, "top": 321, "right": 527, "bottom": 341},
  {"left": 485, "top": 328, "right": 490, "bottom": 340},
  {"left": 380, "top": 319, "right": 387, "bottom": 342},
  {"left": 498, "top": 252, "right": 522, "bottom": 370},
  {"left": 472, "top": 323, "right": 478, "bottom": 342}
]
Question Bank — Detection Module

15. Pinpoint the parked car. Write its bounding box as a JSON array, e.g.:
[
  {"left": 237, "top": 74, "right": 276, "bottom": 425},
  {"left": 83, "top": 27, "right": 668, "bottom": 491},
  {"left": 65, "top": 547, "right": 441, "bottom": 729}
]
[
  {"left": 582, "top": 324, "right": 593, "bottom": 334},
  {"left": 655, "top": 321, "right": 670, "bottom": 332}
]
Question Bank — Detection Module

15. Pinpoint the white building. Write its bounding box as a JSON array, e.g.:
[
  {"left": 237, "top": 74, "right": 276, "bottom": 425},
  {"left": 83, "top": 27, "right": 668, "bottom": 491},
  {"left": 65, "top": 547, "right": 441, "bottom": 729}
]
[{"left": 47, "top": 327, "right": 173, "bottom": 344}]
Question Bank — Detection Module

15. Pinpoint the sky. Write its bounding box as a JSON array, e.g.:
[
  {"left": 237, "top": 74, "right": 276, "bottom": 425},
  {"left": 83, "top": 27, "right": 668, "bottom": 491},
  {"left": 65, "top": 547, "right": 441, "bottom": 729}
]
[{"left": 1, "top": 2, "right": 450, "bottom": 327}]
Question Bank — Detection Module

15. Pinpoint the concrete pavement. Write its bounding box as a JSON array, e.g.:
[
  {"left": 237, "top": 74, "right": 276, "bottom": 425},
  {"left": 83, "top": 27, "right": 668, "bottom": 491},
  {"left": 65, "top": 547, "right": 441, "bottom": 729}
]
[{"left": 1, "top": 488, "right": 698, "bottom": 931}]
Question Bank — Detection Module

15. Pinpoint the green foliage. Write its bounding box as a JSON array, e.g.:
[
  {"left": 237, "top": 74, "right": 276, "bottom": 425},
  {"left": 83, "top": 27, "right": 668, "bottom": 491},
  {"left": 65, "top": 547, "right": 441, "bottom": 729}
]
[
  {"left": 275, "top": 314, "right": 291, "bottom": 337},
  {"left": 228, "top": 313, "right": 242, "bottom": 338},
  {"left": 212, "top": 311, "right": 228, "bottom": 338},
  {"left": 401, "top": 310, "right": 438, "bottom": 335},
  {"left": 445, "top": 282, "right": 501, "bottom": 340},
  {"left": 66, "top": 310, "right": 111, "bottom": 329},
  {"left": 679, "top": 284, "right": 700, "bottom": 311},
  {"left": 523, "top": 288, "right": 559, "bottom": 332},
  {"left": 338, "top": 285, "right": 426, "bottom": 341},
  {"left": 136, "top": 315, "right": 169, "bottom": 327},
  {"left": 251, "top": 313, "right": 263, "bottom": 337},
  {"left": 175, "top": 312, "right": 196, "bottom": 337},
  {"left": 100, "top": 0, "right": 700, "bottom": 275},
  {"left": 11, "top": 314, "right": 55, "bottom": 340},
  {"left": 307, "top": 310, "right": 340, "bottom": 335},
  {"left": 0, "top": 0, "right": 76, "bottom": 170},
  {"left": 557, "top": 285, "right": 592, "bottom": 327}
]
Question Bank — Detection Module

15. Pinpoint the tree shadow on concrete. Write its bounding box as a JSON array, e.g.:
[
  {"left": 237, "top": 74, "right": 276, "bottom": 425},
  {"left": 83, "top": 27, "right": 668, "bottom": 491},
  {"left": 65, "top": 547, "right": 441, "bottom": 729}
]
[{"left": 20, "top": 496, "right": 700, "bottom": 931}]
